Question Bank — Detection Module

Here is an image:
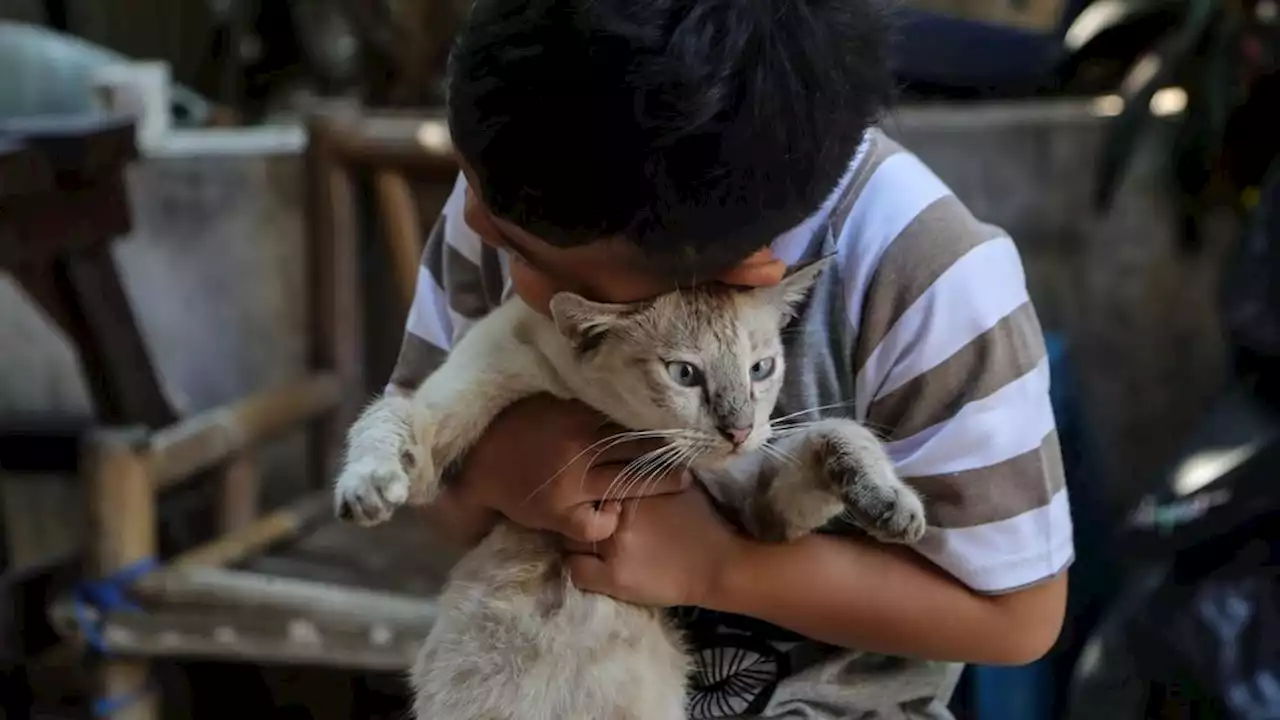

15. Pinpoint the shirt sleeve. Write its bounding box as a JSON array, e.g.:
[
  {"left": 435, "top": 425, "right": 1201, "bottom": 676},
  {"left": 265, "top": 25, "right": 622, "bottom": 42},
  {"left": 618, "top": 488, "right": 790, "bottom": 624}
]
[
  {"left": 852, "top": 192, "right": 1074, "bottom": 595},
  {"left": 386, "top": 172, "right": 506, "bottom": 395}
]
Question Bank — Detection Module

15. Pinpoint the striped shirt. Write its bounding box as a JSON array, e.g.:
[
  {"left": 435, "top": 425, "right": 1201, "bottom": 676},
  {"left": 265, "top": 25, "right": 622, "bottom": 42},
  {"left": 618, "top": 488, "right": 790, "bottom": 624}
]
[{"left": 388, "top": 128, "right": 1074, "bottom": 719}]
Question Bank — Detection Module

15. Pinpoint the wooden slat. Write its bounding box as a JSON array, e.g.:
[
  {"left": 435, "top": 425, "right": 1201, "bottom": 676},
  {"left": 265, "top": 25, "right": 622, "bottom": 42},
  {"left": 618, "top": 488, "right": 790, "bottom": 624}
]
[
  {"left": 148, "top": 373, "right": 342, "bottom": 488},
  {"left": 304, "top": 115, "right": 364, "bottom": 492},
  {"left": 219, "top": 453, "right": 258, "bottom": 533},
  {"left": 166, "top": 492, "right": 332, "bottom": 570},
  {"left": 47, "top": 597, "right": 425, "bottom": 671},
  {"left": 0, "top": 116, "right": 138, "bottom": 184},
  {"left": 61, "top": 235, "right": 176, "bottom": 428},
  {"left": 374, "top": 170, "right": 424, "bottom": 315},
  {"left": 0, "top": 139, "right": 52, "bottom": 200},
  {"left": 136, "top": 567, "right": 435, "bottom": 628},
  {"left": 321, "top": 113, "right": 457, "bottom": 179},
  {"left": 258, "top": 511, "right": 460, "bottom": 597}
]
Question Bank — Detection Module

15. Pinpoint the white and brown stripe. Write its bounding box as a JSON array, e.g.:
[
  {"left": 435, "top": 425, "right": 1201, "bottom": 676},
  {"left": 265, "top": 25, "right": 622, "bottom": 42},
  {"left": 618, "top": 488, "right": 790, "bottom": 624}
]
[{"left": 388, "top": 129, "right": 1073, "bottom": 595}]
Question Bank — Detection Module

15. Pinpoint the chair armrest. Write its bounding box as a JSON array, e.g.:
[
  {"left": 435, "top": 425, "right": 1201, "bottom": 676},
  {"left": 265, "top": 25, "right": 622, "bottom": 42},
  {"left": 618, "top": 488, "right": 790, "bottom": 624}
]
[{"left": 148, "top": 373, "right": 342, "bottom": 489}]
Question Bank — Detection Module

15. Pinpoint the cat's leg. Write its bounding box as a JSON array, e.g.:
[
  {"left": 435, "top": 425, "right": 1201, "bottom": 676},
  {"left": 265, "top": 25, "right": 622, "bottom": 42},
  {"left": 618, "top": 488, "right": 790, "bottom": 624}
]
[
  {"left": 407, "top": 335, "right": 564, "bottom": 505},
  {"left": 754, "top": 418, "right": 927, "bottom": 544},
  {"left": 337, "top": 314, "right": 563, "bottom": 524},
  {"left": 333, "top": 393, "right": 422, "bottom": 525}
]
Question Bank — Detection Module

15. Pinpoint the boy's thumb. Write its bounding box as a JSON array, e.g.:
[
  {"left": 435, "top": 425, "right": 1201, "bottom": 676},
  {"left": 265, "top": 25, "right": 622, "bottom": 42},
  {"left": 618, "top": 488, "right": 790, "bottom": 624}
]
[
  {"left": 561, "top": 502, "right": 620, "bottom": 543},
  {"left": 565, "top": 553, "right": 611, "bottom": 594}
]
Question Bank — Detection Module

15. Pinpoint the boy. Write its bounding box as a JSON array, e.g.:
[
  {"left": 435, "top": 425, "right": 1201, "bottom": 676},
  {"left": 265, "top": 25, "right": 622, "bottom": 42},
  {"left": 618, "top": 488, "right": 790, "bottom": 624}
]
[{"left": 386, "top": 0, "right": 1072, "bottom": 717}]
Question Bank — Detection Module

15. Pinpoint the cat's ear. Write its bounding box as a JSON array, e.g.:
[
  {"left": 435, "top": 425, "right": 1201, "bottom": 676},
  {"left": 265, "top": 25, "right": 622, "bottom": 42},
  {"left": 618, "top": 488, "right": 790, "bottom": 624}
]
[
  {"left": 756, "top": 255, "right": 833, "bottom": 324},
  {"left": 548, "top": 292, "right": 640, "bottom": 351}
]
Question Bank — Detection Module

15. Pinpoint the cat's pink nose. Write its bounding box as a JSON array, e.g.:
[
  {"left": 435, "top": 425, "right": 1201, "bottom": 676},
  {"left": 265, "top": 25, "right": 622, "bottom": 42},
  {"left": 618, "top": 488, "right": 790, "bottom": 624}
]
[{"left": 720, "top": 427, "right": 751, "bottom": 447}]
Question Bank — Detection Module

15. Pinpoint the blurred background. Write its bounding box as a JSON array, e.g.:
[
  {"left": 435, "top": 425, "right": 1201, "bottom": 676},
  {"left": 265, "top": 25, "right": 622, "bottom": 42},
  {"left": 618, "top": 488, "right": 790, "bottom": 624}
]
[{"left": 1, "top": 0, "right": 1278, "bottom": 718}]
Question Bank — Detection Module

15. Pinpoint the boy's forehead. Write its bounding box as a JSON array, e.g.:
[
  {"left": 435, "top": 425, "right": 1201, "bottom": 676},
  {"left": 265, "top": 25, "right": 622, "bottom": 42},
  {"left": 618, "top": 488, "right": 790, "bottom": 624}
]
[{"left": 458, "top": 164, "right": 785, "bottom": 300}]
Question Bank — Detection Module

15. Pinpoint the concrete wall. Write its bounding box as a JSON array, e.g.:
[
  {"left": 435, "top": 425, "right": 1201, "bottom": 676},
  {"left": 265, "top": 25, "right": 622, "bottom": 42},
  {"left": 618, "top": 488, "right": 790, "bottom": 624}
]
[{"left": 0, "top": 101, "right": 1232, "bottom": 565}]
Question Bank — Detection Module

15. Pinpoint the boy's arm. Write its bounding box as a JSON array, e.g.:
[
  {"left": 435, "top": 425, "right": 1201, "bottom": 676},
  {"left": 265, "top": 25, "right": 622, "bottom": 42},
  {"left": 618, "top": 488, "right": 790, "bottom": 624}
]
[
  {"left": 389, "top": 172, "right": 505, "bottom": 543},
  {"left": 716, "top": 196, "right": 1070, "bottom": 665},
  {"left": 709, "top": 532, "right": 1067, "bottom": 665},
  {"left": 386, "top": 171, "right": 503, "bottom": 395}
]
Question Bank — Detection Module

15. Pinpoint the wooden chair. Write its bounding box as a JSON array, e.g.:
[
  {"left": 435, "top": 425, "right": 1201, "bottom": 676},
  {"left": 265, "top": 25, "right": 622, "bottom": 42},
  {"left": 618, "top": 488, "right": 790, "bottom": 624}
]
[{"left": 7, "top": 108, "right": 462, "bottom": 719}]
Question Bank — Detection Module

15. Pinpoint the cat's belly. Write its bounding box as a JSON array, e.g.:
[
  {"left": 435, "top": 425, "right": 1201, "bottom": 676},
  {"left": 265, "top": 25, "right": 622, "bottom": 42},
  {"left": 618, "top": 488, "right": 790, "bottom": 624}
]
[{"left": 412, "top": 523, "right": 689, "bottom": 720}]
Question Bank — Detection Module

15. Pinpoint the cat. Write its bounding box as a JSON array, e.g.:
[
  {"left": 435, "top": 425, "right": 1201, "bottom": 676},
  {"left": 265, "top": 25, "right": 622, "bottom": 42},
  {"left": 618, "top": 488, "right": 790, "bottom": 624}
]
[{"left": 333, "top": 257, "right": 927, "bottom": 720}]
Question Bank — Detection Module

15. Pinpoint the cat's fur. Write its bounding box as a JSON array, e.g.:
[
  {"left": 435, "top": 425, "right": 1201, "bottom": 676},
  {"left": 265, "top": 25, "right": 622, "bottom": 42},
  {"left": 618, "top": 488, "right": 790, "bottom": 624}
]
[{"left": 334, "top": 258, "right": 927, "bottom": 720}]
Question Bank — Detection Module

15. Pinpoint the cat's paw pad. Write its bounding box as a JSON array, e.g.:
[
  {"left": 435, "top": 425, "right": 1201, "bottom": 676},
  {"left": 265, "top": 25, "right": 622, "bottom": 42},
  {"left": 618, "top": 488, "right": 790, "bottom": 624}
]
[
  {"left": 334, "top": 457, "right": 413, "bottom": 526},
  {"left": 843, "top": 480, "right": 927, "bottom": 544}
]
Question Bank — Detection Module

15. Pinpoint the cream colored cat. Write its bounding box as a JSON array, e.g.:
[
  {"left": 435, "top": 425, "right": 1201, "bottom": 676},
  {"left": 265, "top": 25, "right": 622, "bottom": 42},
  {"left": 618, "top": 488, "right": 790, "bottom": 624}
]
[{"left": 334, "top": 258, "right": 926, "bottom": 720}]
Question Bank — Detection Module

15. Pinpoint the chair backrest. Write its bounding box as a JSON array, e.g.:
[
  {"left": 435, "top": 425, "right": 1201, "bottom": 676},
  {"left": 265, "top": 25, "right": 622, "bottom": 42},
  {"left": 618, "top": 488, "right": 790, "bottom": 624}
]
[{"left": 304, "top": 105, "right": 459, "bottom": 375}]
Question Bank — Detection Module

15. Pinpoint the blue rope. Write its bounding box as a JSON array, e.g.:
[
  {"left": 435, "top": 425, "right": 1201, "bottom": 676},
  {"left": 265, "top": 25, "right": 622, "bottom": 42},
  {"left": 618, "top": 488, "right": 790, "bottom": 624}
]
[
  {"left": 72, "top": 556, "right": 159, "bottom": 653},
  {"left": 92, "top": 684, "right": 155, "bottom": 718},
  {"left": 72, "top": 556, "right": 160, "bottom": 717}
]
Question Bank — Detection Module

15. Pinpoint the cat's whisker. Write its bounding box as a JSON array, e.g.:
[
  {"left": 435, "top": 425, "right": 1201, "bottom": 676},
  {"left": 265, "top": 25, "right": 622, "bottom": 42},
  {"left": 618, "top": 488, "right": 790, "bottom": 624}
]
[
  {"left": 769, "top": 400, "right": 857, "bottom": 426},
  {"left": 770, "top": 418, "right": 893, "bottom": 444},
  {"left": 522, "top": 431, "right": 679, "bottom": 505},
  {"left": 623, "top": 438, "right": 702, "bottom": 501},
  {"left": 759, "top": 442, "right": 801, "bottom": 468},
  {"left": 571, "top": 429, "right": 694, "bottom": 471},
  {"left": 769, "top": 420, "right": 828, "bottom": 437},
  {"left": 523, "top": 428, "right": 695, "bottom": 504},
  {"left": 572, "top": 429, "right": 692, "bottom": 471},
  {"left": 613, "top": 442, "right": 690, "bottom": 503},
  {"left": 624, "top": 443, "right": 704, "bottom": 517},
  {"left": 599, "top": 444, "right": 682, "bottom": 507},
  {"left": 602, "top": 439, "right": 695, "bottom": 507}
]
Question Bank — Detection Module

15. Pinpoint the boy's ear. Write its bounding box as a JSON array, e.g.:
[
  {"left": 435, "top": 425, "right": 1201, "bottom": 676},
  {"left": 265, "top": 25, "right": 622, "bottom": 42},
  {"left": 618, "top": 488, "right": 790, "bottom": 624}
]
[
  {"left": 755, "top": 255, "right": 833, "bottom": 324},
  {"left": 548, "top": 293, "right": 642, "bottom": 352}
]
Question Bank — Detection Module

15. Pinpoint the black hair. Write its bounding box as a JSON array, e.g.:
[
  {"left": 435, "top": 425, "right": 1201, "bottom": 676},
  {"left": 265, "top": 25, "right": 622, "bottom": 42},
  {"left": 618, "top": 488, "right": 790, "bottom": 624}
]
[{"left": 446, "top": 0, "right": 895, "bottom": 274}]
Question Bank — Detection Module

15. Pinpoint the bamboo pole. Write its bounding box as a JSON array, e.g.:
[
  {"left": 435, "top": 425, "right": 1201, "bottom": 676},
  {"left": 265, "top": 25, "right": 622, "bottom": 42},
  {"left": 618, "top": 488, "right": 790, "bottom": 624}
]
[
  {"left": 374, "top": 169, "right": 424, "bottom": 315},
  {"left": 219, "top": 453, "right": 258, "bottom": 533},
  {"left": 85, "top": 428, "right": 158, "bottom": 720},
  {"left": 165, "top": 492, "right": 331, "bottom": 570},
  {"left": 148, "top": 373, "right": 340, "bottom": 488}
]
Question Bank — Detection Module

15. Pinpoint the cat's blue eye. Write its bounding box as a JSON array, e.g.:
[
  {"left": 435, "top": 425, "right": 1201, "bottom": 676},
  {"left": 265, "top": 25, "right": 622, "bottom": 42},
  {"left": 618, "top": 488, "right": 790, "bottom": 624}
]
[
  {"left": 665, "top": 361, "right": 704, "bottom": 387},
  {"left": 750, "top": 357, "right": 777, "bottom": 381}
]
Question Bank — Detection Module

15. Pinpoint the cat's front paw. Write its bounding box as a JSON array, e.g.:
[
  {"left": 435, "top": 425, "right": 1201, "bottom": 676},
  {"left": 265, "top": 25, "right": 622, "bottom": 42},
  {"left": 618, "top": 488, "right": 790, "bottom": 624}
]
[
  {"left": 822, "top": 432, "right": 928, "bottom": 544},
  {"left": 334, "top": 446, "right": 423, "bottom": 526},
  {"left": 846, "top": 481, "right": 927, "bottom": 544}
]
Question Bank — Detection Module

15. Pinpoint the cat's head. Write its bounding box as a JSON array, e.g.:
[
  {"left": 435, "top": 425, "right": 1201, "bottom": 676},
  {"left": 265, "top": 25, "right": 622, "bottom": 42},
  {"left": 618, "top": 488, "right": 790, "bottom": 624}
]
[{"left": 548, "top": 257, "right": 830, "bottom": 462}]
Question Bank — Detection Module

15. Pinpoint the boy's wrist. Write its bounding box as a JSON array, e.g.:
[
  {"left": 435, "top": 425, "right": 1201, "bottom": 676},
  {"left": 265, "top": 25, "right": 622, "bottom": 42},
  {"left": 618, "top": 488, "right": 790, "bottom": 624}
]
[{"left": 701, "top": 534, "right": 766, "bottom": 614}]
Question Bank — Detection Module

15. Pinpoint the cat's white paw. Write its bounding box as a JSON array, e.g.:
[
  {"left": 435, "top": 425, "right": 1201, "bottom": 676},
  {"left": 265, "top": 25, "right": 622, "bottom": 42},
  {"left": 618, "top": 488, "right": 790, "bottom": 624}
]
[{"left": 334, "top": 455, "right": 413, "bottom": 526}]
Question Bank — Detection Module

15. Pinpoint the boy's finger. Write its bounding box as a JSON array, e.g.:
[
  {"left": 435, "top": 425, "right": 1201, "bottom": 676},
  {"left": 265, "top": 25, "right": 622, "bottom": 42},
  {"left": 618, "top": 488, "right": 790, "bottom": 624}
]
[
  {"left": 561, "top": 535, "right": 608, "bottom": 555},
  {"left": 559, "top": 501, "right": 621, "bottom": 543},
  {"left": 564, "top": 553, "right": 613, "bottom": 594},
  {"left": 581, "top": 466, "right": 692, "bottom": 502}
]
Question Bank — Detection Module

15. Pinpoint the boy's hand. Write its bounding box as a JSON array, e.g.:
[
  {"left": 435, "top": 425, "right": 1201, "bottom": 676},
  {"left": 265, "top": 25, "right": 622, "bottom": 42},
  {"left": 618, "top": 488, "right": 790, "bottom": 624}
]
[
  {"left": 438, "top": 393, "right": 692, "bottom": 544},
  {"left": 563, "top": 485, "right": 747, "bottom": 608}
]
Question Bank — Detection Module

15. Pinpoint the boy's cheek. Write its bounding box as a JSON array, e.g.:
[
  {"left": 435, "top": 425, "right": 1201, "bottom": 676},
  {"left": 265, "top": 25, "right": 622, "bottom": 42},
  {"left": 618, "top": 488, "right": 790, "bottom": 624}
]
[
  {"left": 509, "top": 261, "right": 559, "bottom": 316},
  {"left": 463, "top": 189, "right": 506, "bottom": 250}
]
